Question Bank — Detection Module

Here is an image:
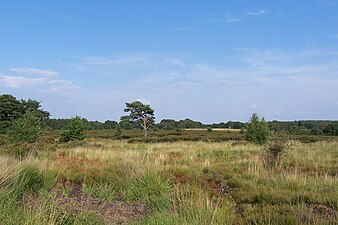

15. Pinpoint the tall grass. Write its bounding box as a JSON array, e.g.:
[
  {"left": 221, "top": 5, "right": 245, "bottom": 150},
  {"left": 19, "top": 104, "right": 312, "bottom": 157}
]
[
  {"left": 0, "top": 138, "right": 337, "bottom": 224},
  {"left": 0, "top": 155, "right": 104, "bottom": 224}
]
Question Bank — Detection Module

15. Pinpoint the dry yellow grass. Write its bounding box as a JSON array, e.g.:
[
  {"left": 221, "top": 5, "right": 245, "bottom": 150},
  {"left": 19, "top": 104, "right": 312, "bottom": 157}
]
[{"left": 0, "top": 139, "right": 337, "bottom": 224}]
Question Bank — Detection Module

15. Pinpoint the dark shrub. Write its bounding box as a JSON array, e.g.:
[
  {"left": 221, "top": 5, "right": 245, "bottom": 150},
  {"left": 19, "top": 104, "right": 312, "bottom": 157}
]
[
  {"left": 244, "top": 113, "right": 270, "bottom": 145},
  {"left": 7, "top": 110, "right": 41, "bottom": 143},
  {"left": 114, "top": 125, "right": 122, "bottom": 139},
  {"left": 324, "top": 123, "right": 338, "bottom": 136},
  {"left": 60, "top": 116, "right": 86, "bottom": 142}
]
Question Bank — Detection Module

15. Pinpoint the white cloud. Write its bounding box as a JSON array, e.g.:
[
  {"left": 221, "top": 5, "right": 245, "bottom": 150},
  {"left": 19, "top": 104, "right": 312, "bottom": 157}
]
[
  {"left": 71, "top": 48, "right": 338, "bottom": 91},
  {"left": 246, "top": 10, "right": 268, "bottom": 16},
  {"left": 79, "top": 55, "right": 158, "bottom": 69},
  {"left": 10, "top": 67, "right": 59, "bottom": 77},
  {"left": 209, "top": 12, "right": 241, "bottom": 24},
  {"left": 221, "top": 18, "right": 241, "bottom": 23},
  {"left": 2, "top": 45, "right": 337, "bottom": 122},
  {"left": 210, "top": 17, "right": 241, "bottom": 24},
  {"left": 0, "top": 68, "right": 78, "bottom": 93},
  {"left": 236, "top": 48, "right": 338, "bottom": 80},
  {"left": 164, "top": 58, "right": 185, "bottom": 67},
  {"left": 174, "top": 25, "right": 204, "bottom": 32},
  {"left": 0, "top": 74, "right": 46, "bottom": 88}
]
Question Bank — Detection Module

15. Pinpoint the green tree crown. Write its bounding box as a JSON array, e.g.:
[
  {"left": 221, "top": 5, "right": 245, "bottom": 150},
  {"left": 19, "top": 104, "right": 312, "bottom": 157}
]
[
  {"left": 8, "top": 110, "right": 41, "bottom": 143},
  {"left": 60, "top": 116, "right": 87, "bottom": 142},
  {"left": 120, "top": 101, "right": 155, "bottom": 138},
  {"left": 244, "top": 113, "right": 270, "bottom": 145}
]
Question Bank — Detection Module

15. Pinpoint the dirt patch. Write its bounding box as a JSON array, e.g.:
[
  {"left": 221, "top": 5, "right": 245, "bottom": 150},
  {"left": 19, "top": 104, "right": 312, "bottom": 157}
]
[
  {"left": 298, "top": 204, "right": 337, "bottom": 223},
  {"left": 173, "top": 172, "right": 190, "bottom": 185},
  {"left": 308, "top": 204, "right": 337, "bottom": 219},
  {"left": 200, "top": 172, "right": 234, "bottom": 197},
  {"left": 235, "top": 203, "right": 245, "bottom": 216},
  {"left": 22, "top": 182, "right": 149, "bottom": 224}
]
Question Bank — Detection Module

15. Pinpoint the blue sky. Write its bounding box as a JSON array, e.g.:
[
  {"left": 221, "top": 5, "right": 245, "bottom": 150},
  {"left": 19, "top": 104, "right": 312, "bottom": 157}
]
[{"left": 1, "top": 0, "right": 338, "bottom": 123}]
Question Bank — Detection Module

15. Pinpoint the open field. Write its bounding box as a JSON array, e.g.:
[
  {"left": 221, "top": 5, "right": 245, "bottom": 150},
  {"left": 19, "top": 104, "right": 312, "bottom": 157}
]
[
  {"left": 38, "top": 129, "right": 338, "bottom": 144},
  {"left": 0, "top": 131, "right": 337, "bottom": 224},
  {"left": 2, "top": 1, "right": 338, "bottom": 224}
]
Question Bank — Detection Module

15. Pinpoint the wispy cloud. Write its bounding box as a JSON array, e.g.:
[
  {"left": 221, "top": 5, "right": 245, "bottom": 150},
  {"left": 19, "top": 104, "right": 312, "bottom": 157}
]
[
  {"left": 73, "top": 54, "right": 186, "bottom": 73},
  {"left": 176, "top": 9, "right": 270, "bottom": 31},
  {"left": 70, "top": 48, "right": 338, "bottom": 92},
  {"left": 174, "top": 25, "right": 204, "bottom": 32},
  {"left": 209, "top": 12, "right": 241, "bottom": 24},
  {"left": 213, "top": 17, "right": 241, "bottom": 24},
  {"left": 77, "top": 55, "right": 158, "bottom": 69},
  {"left": 246, "top": 10, "right": 268, "bottom": 16},
  {"left": 10, "top": 67, "right": 59, "bottom": 77},
  {"left": 206, "top": 9, "right": 270, "bottom": 26},
  {"left": 36, "top": 47, "right": 338, "bottom": 121},
  {"left": 0, "top": 68, "right": 78, "bottom": 93}
]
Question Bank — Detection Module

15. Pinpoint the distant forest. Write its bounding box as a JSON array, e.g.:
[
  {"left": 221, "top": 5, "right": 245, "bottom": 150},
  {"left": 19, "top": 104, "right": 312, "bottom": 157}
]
[
  {"left": 1, "top": 94, "right": 338, "bottom": 136},
  {"left": 43, "top": 118, "right": 338, "bottom": 136}
]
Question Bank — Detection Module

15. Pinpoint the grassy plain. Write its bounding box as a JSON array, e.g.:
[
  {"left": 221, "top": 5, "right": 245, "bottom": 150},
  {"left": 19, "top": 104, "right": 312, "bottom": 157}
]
[{"left": 0, "top": 130, "right": 337, "bottom": 224}]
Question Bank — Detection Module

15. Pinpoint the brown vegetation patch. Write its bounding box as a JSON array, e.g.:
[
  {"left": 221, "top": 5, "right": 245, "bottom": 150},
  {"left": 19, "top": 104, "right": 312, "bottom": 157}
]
[
  {"left": 298, "top": 204, "right": 337, "bottom": 223},
  {"left": 308, "top": 204, "right": 337, "bottom": 219},
  {"left": 56, "top": 154, "right": 108, "bottom": 167},
  {"left": 200, "top": 172, "right": 234, "bottom": 197},
  {"left": 173, "top": 172, "right": 190, "bottom": 185},
  {"left": 168, "top": 151, "right": 184, "bottom": 160},
  {"left": 23, "top": 182, "right": 149, "bottom": 224}
]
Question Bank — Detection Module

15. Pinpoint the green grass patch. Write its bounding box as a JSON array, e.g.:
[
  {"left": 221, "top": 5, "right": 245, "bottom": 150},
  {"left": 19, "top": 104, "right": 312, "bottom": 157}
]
[{"left": 125, "top": 172, "right": 172, "bottom": 211}]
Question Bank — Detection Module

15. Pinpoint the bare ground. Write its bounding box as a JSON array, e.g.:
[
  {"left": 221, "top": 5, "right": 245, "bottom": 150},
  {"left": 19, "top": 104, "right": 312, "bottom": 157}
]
[{"left": 22, "top": 182, "right": 149, "bottom": 224}]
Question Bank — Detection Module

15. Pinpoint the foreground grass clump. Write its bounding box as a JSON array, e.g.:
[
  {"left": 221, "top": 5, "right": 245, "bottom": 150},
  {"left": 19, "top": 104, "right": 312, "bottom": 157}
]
[
  {"left": 125, "top": 172, "right": 172, "bottom": 210},
  {"left": 0, "top": 137, "right": 337, "bottom": 224},
  {"left": 0, "top": 156, "right": 105, "bottom": 224}
]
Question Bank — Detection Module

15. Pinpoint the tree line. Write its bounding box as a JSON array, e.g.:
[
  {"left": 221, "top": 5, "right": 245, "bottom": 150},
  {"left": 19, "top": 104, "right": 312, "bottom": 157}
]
[
  {"left": 1, "top": 94, "right": 338, "bottom": 137},
  {"left": 42, "top": 118, "right": 244, "bottom": 130}
]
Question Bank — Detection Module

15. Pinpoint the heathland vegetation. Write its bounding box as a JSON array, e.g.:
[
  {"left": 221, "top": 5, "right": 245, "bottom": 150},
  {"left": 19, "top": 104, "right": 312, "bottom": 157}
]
[{"left": 0, "top": 93, "right": 337, "bottom": 224}]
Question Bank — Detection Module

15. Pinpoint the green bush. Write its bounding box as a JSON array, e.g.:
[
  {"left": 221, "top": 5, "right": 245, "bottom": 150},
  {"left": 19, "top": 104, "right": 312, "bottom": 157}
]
[
  {"left": 114, "top": 124, "right": 122, "bottom": 139},
  {"left": 7, "top": 110, "right": 41, "bottom": 143},
  {"left": 244, "top": 113, "right": 270, "bottom": 145},
  {"left": 324, "top": 122, "right": 338, "bottom": 136},
  {"left": 60, "top": 116, "right": 86, "bottom": 142},
  {"left": 263, "top": 133, "right": 291, "bottom": 169}
]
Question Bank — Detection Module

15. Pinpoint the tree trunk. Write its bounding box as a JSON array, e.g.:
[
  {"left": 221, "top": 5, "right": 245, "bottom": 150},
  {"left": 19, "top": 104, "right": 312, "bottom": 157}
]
[
  {"left": 142, "top": 117, "right": 148, "bottom": 138},
  {"left": 144, "top": 127, "right": 148, "bottom": 138}
]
